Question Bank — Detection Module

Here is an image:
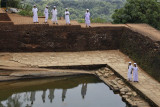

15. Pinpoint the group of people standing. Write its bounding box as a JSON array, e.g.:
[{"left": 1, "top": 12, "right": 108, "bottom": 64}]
[
  {"left": 32, "top": 5, "right": 91, "bottom": 27},
  {"left": 128, "top": 62, "right": 139, "bottom": 82}
]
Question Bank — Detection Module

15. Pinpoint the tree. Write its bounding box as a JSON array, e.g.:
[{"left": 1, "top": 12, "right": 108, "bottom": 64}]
[
  {"left": 112, "top": 0, "right": 160, "bottom": 29},
  {"left": 7, "top": 0, "right": 21, "bottom": 8}
]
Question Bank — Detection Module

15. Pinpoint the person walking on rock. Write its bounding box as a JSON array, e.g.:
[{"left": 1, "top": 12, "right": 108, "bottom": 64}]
[
  {"left": 51, "top": 6, "right": 58, "bottom": 25},
  {"left": 65, "top": 8, "right": 70, "bottom": 25},
  {"left": 133, "top": 63, "right": 139, "bottom": 82},
  {"left": 32, "top": 5, "right": 38, "bottom": 23},
  {"left": 44, "top": 5, "right": 49, "bottom": 23},
  {"left": 85, "top": 9, "right": 91, "bottom": 27},
  {"left": 128, "top": 62, "right": 133, "bottom": 82}
]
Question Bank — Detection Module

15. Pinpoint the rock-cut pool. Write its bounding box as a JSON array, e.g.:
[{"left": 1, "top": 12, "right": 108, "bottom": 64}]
[{"left": 0, "top": 75, "right": 128, "bottom": 107}]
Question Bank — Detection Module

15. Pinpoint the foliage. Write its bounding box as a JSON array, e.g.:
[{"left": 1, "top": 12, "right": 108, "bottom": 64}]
[
  {"left": 78, "top": 18, "right": 107, "bottom": 23},
  {"left": 7, "top": 0, "right": 21, "bottom": 8},
  {"left": 18, "top": 5, "right": 32, "bottom": 16},
  {"left": 112, "top": 0, "right": 160, "bottom": 29},
  {"left": 91, "top": 18, "right": 107, "bottom": 23},
  {"left": 19, "top": 0, "right": 126, "bottom": 22}
]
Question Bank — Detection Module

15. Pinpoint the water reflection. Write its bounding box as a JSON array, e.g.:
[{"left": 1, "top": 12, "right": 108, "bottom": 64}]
[
  {"left": 62, "top": 89, "right": 67, "bottom": 102},
  {"left": 81, "top": 83, "right": 87, "bottom": 99},
  {"left": 0, "top": 76, "right": 128, "bottom": 107},
  {"left": 3, "top": 95, "right": 23, "bottom": 107},
  {"left": 42, "top": 90, "right": 46, "bottom": 103},
  {"left": 48, "top": 89, "right": 55, "bottom": 103},
  {"left": 30, "top": 91, "right": 35, "bottom": 105}
]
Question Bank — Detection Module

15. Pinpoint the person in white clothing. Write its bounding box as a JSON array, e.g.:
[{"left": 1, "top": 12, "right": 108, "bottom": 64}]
[
  {"left": 32, "top": 5, "right": 38, "bottom": 23},
  {"left": 85, "top": 9, "right": 91, "bottom": 27},
  {"left": 51, "top": 6, "right": 58, "bottom": 24},
  {"left": 133, "top": 63, "right": 139, "bottom": 82},
  {"left": 65, "top": 8, "right": 70, "bottom": 25},
  {"left": 128, "top": 62, "right": 133, "bottom": 81},
  {"left": 44, "top": 5, "right": 49, "bottom": 23}
]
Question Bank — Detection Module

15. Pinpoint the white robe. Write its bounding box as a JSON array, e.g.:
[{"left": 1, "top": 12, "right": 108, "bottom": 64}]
[
  {"left": 65, "top": 11, "right": 70, "bottom": 24},
  {"left": 44, "top": 8, "right": 49, "bottom": 22},
  {"left": 51, "top": 9, "right": 57, "bottom": 23},
  {"left": 32, "top": 8, "right": 38, "bottom": 22},
  {"left": 128, "top": 65, "right": 133, "bottom": 81},
  {"left": 133, "top": 66, "right": 138, "bottom": 82},
  {"left": 85, "top": 12, "right": 90, "bottom": 26}
]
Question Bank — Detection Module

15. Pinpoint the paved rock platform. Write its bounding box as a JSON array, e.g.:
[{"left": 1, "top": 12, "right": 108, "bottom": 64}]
[{"left": 0, "top": 50, "right": 160, "bottom": 106}]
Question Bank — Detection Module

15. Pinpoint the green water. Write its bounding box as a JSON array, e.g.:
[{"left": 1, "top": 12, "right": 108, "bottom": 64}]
[{"left": 0, "top": 76, "right": 127, "bottom": 107}]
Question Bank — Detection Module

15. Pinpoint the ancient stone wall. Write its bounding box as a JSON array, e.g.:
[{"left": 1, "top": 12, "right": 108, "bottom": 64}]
[
  {"left": 0, "top": 25, "right": 123, "bottom": 52},
  {"left": 0, "top": 13, "right": 11, "bottom": 21},
  {"left": 0, "top": 12, "right": 14, "bottom": 31},
  {"left": 119, "top": 27, "right": 160, "bottom": 81}
]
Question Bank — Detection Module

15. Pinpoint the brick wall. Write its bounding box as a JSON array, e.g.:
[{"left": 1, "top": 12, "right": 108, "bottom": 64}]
[{"left": 0, "top": 24, "right": 123, "bottom": 52}]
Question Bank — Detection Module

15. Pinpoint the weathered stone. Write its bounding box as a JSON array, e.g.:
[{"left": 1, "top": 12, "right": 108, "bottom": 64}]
[
  {"left": 104, "top": 70, "right": 109, "bottom": 73},
  {"left": 99, "top": 73, "right": 103, "bottom": 77},
  {"left": 109, "top": 82, "right": 114, "bottom": 87},
  {"left": 136, "top": 101, "right": 150, "bottom": 107},
  {"left": 98, "top": 70, "right": 102, "bottom": 73},
  {"left": 104, "top": 67, "right": 110, "bottom": 71},
  {"left": 126, "top": 92, "right": 132, "bottom": 96},
  {"left": 132, "top": 92, "right": 137, "bottom": 97},
  {"left": 115, "top": 77, "right": 121, "bottom": 81},
  {"left": 95, "top": 71, "right": 99, "bottom": 75},
  {"left": 113, "top": 85, "right": 118, "bottom": 89},
  {"left": 110, "top": 72, "right": 114, "bottom": 75},
  {"left": 131, "top": 102, "right": 138, "bottom": 107},
  {"left": 101, "top": 70, "right": 105, "bottom": 74},
  {"left": 116, "top": 84, "right": 124, "bottom": 89},
  {"left": 113, "top": 87, "right": 119, "bottom": 91},
  {"left": 107, "top": 81, "right": 113, "bottom": 87},
  {"left": 110, "top": 80, "right": 117, "bottom": 85},
  {"left": 99, "top": 70, "right": 105, "bottom": 74},
  {"left": 120, "top": 88, "right": 129, "bottom": 93},
  {"left": 126, "top": 98, "right": 132, "bottom": 104},
  {"left": 120, "top": 91, "right": 126, "bottom": 95},
  {"left": 128, "top": 88, "right": 132, "bottom": 92},
  {"left": 122, "top": 95, "right": 129, "bottom": 99},
  {"left": 104, "top": 73, "right": 109, "bottom": 78},
  {"left": 117, "top": 80, "right": 124, "bottom": 85},
  {"left": 96, "top": 72, "right": 103, "bottom": 77}
]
